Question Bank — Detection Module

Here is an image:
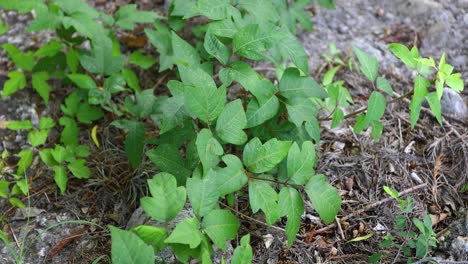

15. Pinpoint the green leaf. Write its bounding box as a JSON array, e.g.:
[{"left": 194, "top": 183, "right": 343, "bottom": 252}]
[
  {"left": 112, "top": 119, "right": 145, "bottom": 170},
  {"left": 35, "top": 39, "right": 62, "bottom": 57},
  {"left": 6, "top": 120, "right": 32, "bottom": 130},
  {"left": 28, "top": 129, "right": 49, "bottom": 147},
  {"left": 109, "top": 225, "right": 155, "bottom": 264},
  {"left": 2, "top": 43, "right": 34, "bottom": 71},
  {"left": 31, "top": 71, "right": 51, "bottom": 103},
  {"left": 9, "top": 197, "right": 25, "bottom": 208},
  {"left": 305, "top": 119, "right": 320, "bottom": 144},
  {"left": 331, "top": 108, "right": 344, "bottom": 128},
  {"left": 0, "top": 17, "right": 8, "bottom": 36},
  {"left": 68, "top": 159, "right": 90, "bottom": 179},
  {"left": 233, "top": 23, "right": 280, "bottom": 61},
  {"left": 39, "top": 117, "right": 55, "bottom": 130},
  {"left": 79, "top": 32, "right": 125, "bottom": 76},
  {"left": 157, "top": 96, "right": 190, "bottom": 134},
  {"left": 121, "top": 68, "right": 141, "bottom": 92},
  {"left": 59, "top": 117, "right": 78, "bottom": 146},
  {"left": 410, "top": 76, "right": 430, "bottom": 128},
  {"left": 246, "top": 96, "right": 279, "bottom": 128},
  {"left": 285, "top": 97, "right": 319, "bottom": 127},
  {"left": 61, "top": 92, "right": 79, "bottom": 117},
  {"left": 446, "top": 73, "right": 464, "bottom": 92},
  {"left": 195, "top": 0, "right": 233, "bottom": 20},
  {"left": 249, "top": 177, "right": 281, "bottom": 225},
  {"left": 202, "top": 209, "right": 240, "bottom": 250},
  {"left": 39, "top": 149, "right": 58, "bottom": 167},
  {"left": 129, "top": 50, "right": 156, "bottom": 69},
  {"left": 146, "top": 144, "right": 191, "bottom": 185},
  {"left": 77, "top": 103, "right": 104, "bottom": 124},
  {"left": 0, "top": 180, "right": 9, "bottom": 198},
  {"left": 425, "top": 92, "right": 442, "bottom": 125},
  {"left": 225, "top": 61, "right": 276, "bottom": 103},
  {"left": 231, "top": 235, "right": 253, "bottom": 264},
  {"left": 114, "top": 4, "right": 162, "bottom": 30},
  {"left": 140, "top": 172, "right": 187, "bottom": 222},
  {"left": 243, "top": 138, "right": 291, "bottom": 173},
  {"left": 322, "top": 66, "right": 340, "bottom": 86},
  {"left": 317, "top": 0, "right": 336, "bottom": 9},
  {"left": 182, "top": 70, "right": 226, "bottom": 123},
  {"left": 239, "top": 0, "right": 279, "bottom": 23},
  {"left": 145, "top": 23, "right": 174, "bottom": 72},
  {"left": 53, "top": 165, "right": 68, "bottom": 194},
  {"left": 279, "top": 186, "right": 304, "bottom": 247},
  {"left": 187, "top": 172, "right": 220, "bottom": 217},
  {"left": 213, "top": 155, "right": 248, "bottom": 197},
  {"left": 365, "top": 91, "right": 386, "bottom": 124},
  {"left": 51, "top": 144, "right": 69, "bottom": 163},
  {"left": 376, "top": 77, "right": 393, "bottom": 96},
  {"left": 74, "top": 145, "right": 90, "bottom": 157},
  {"left": 133, "top": 89, "right": 157, "bottom": 118},
  {"left": 353, "top": 114, "right": 367, "bottom": 133},
  {"left": 196, "top": 129, "right": 223, "bottom": 175},
  {"left": 204, "top": 30, "right": 230, "bottom": 65},
  {"left": 66, "top": 49, "right": 80, "bottom": 73},
  {"left": 15, "top": 179, "right": 28, "bottom": 194},
  {"left": 172, "top": 31, "right": 200, "bottom": 70},
  {"left": 383, "top": 186, "right": 399, "bottom": 199},
  {"left": 353, "top": 47, "right": 378, "bottom": 82},
  {"left": 0, "top": 0, "right": 46, "bottom": 13},
  {"left": 208, "top": 14, "right": 241, "bottom": 38},
  {"left": 215, "top": 99, "right": 247, "bottom": 145},
  {"left": 2, "top": 71, "right": 26, "bottom": 96},
  {"left": 274, "top": 34, "right": 309, "bottom": 74},
  {"left": 17, "top": 149, "right": 33, "bottom": 176},
  {"left": 67, "top": 74, "right": 97, "bottom": 90},
  {"left": 370, "top": 120, "right": 383, "bottom": 141},
  {"left": 305, "top": 174, "right": 342, "bottom": 224},
  {"left": 165, "top": 218, "right": 203, "bottom": 249},
  {"left": 287, "top": 141, "right": 315, "bottom": 185},
  {"left": 131, "top": 225, "right": 168, "bottom": 252},
  {"left": 388, "top": 43, "right": 417, "bottom": 68},
  {"left": 279, "top": 68, "right": 327, "bottom": 99}
]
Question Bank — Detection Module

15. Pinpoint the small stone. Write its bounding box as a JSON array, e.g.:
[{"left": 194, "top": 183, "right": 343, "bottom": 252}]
[
  {"left": 337, "top": 25, "right": 349, "bottom": 34},
  {"left": 440, "top": 88, "right": 468, "bottom": 118},
  {"left": 450, "top": 236, "right": 468, "bottom": 260}
]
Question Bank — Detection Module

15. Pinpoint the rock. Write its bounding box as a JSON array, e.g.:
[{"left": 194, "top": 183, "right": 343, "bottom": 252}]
[
  {"left": 450, "top": 236, "right": 468, "bottom": 260},
  {"left": 394, "top": 0, "right": 442, "bottom": 18},
  {"left": 440, "top": 88, "right": 468, "bottom": 118}
]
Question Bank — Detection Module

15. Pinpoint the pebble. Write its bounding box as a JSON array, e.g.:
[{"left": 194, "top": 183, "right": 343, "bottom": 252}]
[{"left": 440, "top": 88, "right": 468, "bottom": 119}]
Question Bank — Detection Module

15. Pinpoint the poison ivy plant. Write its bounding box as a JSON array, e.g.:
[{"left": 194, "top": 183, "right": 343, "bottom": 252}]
[{"left": 1, "top": 0, "right": 465, "bottom": 263}]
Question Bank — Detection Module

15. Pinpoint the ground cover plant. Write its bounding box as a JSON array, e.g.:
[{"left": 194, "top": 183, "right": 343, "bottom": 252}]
[{"left": 0, "top": 0, "right": 465, "bottom": 263}]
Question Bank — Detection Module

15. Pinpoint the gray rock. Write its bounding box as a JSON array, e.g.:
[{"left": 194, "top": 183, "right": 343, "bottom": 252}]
[
  {"left": 450, "top": 236, "right": 468, "bottom": 260},
  {"left": 394, "top": 0, "right": 442, "bottom": 19},
  {"left": 440, "top": 88, "right": 468, "bottom": 118}
]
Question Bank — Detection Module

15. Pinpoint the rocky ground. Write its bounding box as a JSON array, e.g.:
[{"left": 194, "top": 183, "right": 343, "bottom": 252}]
[{"left": 0, "top": 0, "right": 467, "bottom": 263}]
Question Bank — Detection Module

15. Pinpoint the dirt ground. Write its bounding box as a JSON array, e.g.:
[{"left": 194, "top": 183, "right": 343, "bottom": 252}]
[{"left": 0, "top": 0, "right": 467, "bottom": 263}]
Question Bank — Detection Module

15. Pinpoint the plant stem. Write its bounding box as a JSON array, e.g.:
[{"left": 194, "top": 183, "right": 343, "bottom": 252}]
[
  {"left": 318, "top": 89, "right": 414, "bottom": 121},
  {"left": 246, "top": 172, "right": 303, "bottom": 189}
]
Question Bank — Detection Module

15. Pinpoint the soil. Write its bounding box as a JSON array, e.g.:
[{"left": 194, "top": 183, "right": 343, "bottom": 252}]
[{"left": 0, "top": 0, "right": 467, "bottom": 263}]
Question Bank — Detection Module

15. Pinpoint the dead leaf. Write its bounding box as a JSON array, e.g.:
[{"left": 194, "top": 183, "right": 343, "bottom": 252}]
[
  {"left": 121, "top": 33, "right": 147, "bottom": 48},
  {"left": 345, "top": 177, "right": 354, "bottom": 191}
]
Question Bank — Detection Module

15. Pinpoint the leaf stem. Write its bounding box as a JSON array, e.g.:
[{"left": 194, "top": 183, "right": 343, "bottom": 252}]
[{"left": 246, "top": 172, "right": 303, "bottom": 189}]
